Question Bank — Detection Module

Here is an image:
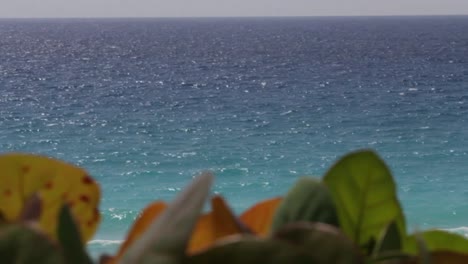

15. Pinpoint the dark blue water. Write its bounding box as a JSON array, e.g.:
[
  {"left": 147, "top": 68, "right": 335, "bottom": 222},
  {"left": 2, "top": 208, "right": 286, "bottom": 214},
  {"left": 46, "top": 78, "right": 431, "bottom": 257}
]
[{"left": 1, "top": 16, "right": 468, "bottom": 256}]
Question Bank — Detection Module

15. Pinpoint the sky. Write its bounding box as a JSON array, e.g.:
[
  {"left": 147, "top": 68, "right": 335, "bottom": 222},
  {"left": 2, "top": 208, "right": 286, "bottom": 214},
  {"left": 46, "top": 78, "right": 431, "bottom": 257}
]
[{"left": 0, "top": 0, "right": 467, "bottom": 18}]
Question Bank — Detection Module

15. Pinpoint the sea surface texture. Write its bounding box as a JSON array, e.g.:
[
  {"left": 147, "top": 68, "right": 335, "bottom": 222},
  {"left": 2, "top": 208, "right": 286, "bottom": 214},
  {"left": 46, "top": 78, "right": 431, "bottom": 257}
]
[{"left": 1, "top": 16, "right": 467, "bottom": 256}]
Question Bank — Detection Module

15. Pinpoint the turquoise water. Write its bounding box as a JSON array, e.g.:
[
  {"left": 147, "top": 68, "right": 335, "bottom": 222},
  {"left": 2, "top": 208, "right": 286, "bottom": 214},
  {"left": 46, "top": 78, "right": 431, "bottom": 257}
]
[{"left": 1, "top": 16, "right": 468, "bottom": 257}]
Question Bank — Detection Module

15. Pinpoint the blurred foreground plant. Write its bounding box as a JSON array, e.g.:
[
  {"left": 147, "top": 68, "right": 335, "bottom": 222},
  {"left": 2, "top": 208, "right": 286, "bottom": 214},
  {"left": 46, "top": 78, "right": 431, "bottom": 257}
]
[{"left": 1, "top": 150, "right": 468, "bottom": 263}]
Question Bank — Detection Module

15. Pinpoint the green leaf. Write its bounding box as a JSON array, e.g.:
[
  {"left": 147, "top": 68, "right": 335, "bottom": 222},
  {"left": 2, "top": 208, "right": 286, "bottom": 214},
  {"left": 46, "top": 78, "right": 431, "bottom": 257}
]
[
  {"left": 405, "top": 230, "right": 468, "bottom": 255},
  {"left": 414, "top": 232, "right": 430, "bottom": 264},
  {"left": 322, "top": 150, "right": 406, "bottom": 253},
  {"left": 120, "top": 171, "right": 214, "bottom": 264},
  {"left": 57, "top": 205, "right": 92, "bottom": 264},
  {"left": 271, "top": 177, "right": 338, "bottom": 232},
  {"left": 0, "top": 223, "right": 64, "bottom": 264},
  {"left": 373, "top": 220, "right": 402, "bottom": 257}
]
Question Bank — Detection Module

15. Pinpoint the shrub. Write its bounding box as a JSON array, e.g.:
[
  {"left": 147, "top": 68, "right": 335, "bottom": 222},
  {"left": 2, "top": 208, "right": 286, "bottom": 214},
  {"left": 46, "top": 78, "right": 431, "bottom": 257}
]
[{"left": 1, "top": 150, "right": 467, "bottom": 263}]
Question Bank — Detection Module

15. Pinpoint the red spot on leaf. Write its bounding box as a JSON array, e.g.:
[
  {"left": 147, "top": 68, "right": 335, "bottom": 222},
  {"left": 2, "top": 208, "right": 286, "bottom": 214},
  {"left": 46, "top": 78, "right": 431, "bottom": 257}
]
[
  {"left": 87, "top": 220, "right": 94, "bottom": 227},
  {"left": 21, "top": 165, "right": 30, "bottom": 174},
  {"left": 82, "top": 175, "right": 94, "bottom": 185},
  {"left": 3, "top": 189, "right": 12, "bottom": 197},
  {"left": 80, "top": 195, "right": 90, "bottom": 203},
  {"left": 44, "top": 181, "right": 53, "bottom": 189},
  {"left": 93, "top": 208, "right": 99, "bottom": 220}
]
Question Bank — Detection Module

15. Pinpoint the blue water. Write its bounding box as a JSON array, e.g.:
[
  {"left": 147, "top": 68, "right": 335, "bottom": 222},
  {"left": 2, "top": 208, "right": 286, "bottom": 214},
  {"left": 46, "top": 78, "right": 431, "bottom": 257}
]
[{"left": 1, "top": 16, "right": 468, "bottom": 257}]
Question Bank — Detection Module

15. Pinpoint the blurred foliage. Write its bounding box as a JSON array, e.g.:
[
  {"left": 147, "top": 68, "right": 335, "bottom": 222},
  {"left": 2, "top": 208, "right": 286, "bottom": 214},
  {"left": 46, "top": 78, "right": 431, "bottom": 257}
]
[{"left": 1, "top": 150, "right": 468, "bottom": 263}]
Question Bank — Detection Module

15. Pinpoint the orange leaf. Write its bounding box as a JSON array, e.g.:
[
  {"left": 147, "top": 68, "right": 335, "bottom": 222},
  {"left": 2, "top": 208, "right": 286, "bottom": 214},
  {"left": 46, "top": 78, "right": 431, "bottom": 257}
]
[
  {"left": 240, "top": 197, "right": 282, "bottom": 236},
  {"left": 188, "top": 196, "right": 246, "bottom": 254},
  {"left": 109, "top": 201, "right": 167, "bottom": 264}
]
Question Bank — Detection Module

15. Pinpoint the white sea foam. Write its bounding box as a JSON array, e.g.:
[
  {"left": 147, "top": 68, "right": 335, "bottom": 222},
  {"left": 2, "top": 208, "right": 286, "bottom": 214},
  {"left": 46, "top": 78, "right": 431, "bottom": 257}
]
[
  {"left": 444, "top": 227, "right": 468, "bottom": 237},
  {"left": 111, "top": 213, "right": 127, "bottom": 220},
  {"left": 88, "top": 239, "right": 123, "bottom": 246}
]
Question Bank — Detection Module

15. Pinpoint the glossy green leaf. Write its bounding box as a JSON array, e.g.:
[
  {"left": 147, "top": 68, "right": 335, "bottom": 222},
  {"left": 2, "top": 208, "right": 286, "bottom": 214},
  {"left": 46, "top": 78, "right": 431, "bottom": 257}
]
[
  {"left": 271, "top": 177, "right": 338, "bottom": 233},
  {"left": 120, "top": 172, "right": 214, "bottom": 264},
  {"left": 57, "top": 205, "right": 92, "bottom": 264},
  {"left": 323, "top": 150, "right": 406, "bottom": 253},
  {"left": 405, "top": 230, "right": 468, "bottom": 255},
  {"left": 0, "top": 223, "right": 64, "bottom": 264}
]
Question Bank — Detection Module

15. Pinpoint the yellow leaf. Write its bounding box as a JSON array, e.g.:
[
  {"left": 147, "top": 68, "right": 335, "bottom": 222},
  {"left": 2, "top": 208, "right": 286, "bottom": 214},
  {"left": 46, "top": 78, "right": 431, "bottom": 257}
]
[
  {"left": 0, "top": 153, "right": 101, "bottom": 242},
  {"left": 188, "top": 196, "right": 245, "bottom": 254},
  {"left": 240, "top": 197, "right": 282, "bottom": 236}
]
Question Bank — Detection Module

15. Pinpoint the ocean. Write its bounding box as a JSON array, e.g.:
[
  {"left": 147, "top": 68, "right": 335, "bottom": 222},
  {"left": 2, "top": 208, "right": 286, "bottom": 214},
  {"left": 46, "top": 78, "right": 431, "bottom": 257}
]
[{"left": 0, "top": 16, "right": 467, "bottom": 257}]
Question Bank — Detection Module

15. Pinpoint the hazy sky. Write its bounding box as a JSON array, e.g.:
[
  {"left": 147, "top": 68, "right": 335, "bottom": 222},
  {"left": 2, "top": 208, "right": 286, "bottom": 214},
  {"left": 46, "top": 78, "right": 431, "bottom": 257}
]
[{"left": 1, "top": 0, "right": 468, "bottom": 18}]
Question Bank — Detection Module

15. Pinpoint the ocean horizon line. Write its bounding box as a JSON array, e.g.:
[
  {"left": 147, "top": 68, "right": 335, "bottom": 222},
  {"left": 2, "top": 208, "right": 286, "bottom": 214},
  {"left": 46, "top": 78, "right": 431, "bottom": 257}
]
[{"left": 0, "top": 14, "right": 467, "bottom": 21}]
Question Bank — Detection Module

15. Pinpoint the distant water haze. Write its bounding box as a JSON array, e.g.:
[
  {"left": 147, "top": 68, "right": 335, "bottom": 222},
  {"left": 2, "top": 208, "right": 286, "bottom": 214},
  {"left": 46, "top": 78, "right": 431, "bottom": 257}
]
[{"left": 0, "top": 0, "right": 467, "bottom": 18}]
